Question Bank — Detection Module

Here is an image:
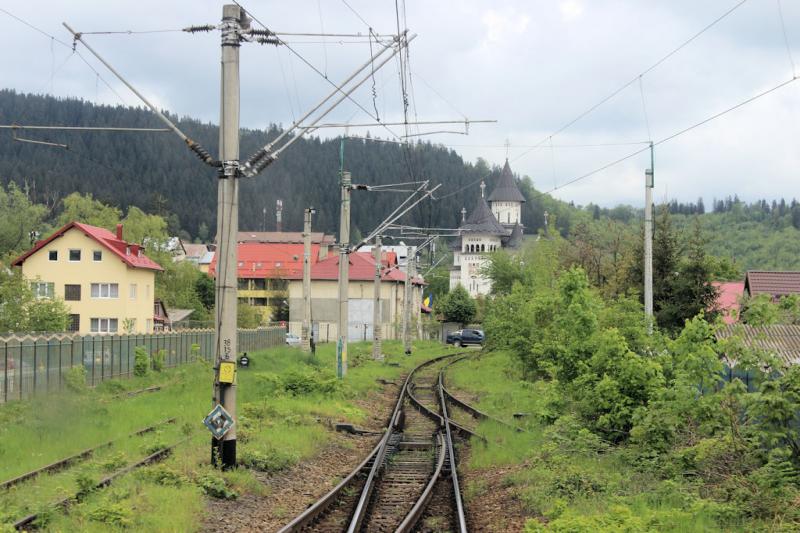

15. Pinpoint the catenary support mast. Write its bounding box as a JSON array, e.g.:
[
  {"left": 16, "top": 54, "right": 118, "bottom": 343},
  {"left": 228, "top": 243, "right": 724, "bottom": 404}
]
[
  {"left": 213, "top": 3, "right": 243, "bottom": 469},
  {"left": 372, "top": 235, "right": 383, "bottom": 360},
  {"left": 301, "top": 207, "right": 314, "bottom": 352},
  {"left": 644, "top": 142, "right": 654, "bottom": 334}
]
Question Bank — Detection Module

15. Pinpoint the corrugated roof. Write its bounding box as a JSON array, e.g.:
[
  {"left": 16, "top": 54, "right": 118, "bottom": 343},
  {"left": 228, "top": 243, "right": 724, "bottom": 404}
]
[
  {"left": 487, "top": 160, "right": 526, "bottom": 203},
  {"left": 236, "top": 231, "right": 336, "bottom": 244},
  {"left": 209, "top": 242, "right": 317, "bottom": 279},
  {"left": 715, "top": 324, "right": 800, "bottom": 365},
  {"left": 284, "top": 251, "right": 409, "bottom": 283},
  {"left": 460, "top": 197, "right": 508, "bottom": 236},
  {"left": 12, "top": 221, "right": 163, "bottom": 271},
  {"left": 183, "top": 243, "right": 209, "bottom": 258},
  {"left": 744, "top": 271, "right": 800, "bottom": 297}
]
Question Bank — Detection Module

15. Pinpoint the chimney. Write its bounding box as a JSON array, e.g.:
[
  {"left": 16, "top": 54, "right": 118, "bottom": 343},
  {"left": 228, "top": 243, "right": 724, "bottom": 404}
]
[
  {"left": 276, "top": 199, "right": 283, "bottom": 232},
  {"left": 116, "top": 223, "right": 123, "bottom": 240}
]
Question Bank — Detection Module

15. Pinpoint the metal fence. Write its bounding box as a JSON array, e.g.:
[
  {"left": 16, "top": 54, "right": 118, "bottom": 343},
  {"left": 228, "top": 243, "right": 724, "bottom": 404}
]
[{"left": 0, "top": 327, "right": 285, "bottom": 403}]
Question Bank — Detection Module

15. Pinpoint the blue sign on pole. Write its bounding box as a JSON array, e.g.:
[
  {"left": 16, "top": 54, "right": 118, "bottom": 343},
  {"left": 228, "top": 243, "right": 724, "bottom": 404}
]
[{"left": 203, "top": 404, "right": 235, "bottom": 440}]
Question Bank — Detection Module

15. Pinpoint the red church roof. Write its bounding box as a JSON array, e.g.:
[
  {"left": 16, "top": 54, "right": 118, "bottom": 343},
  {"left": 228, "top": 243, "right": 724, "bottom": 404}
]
[
  {"left": 712, "top": 281, "right": 744, "bottom": 325},
  {"left": 12, "top": 221, "right": 163, "bottom": 271}
]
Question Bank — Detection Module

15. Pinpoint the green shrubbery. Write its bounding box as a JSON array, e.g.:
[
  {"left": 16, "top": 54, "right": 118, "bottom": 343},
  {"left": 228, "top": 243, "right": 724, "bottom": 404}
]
[
  {"left": 480, "top": 262, "right": 800, "bottom": 529},
  {"left": 63, "top": 366, "right": 87, "bottom": 393},
  {"left": 133, "top": 346, "right": 149, "bottom": 377}
]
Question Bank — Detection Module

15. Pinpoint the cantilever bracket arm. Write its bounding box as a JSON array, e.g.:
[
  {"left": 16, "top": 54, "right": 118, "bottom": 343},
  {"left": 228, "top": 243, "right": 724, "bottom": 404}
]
[{"left": 62, "top": 22, "right": 219, "bottom": 168}]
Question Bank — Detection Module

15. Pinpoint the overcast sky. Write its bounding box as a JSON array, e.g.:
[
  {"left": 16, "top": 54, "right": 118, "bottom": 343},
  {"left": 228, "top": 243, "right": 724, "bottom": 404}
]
[{"left": 1, "top": 0, "right": 798, "bottom": 207}]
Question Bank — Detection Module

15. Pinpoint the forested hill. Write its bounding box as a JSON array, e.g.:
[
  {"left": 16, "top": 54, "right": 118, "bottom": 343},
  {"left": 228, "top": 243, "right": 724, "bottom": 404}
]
[{"left": 0, "top": 90, "right": 564, "bottom": 239}]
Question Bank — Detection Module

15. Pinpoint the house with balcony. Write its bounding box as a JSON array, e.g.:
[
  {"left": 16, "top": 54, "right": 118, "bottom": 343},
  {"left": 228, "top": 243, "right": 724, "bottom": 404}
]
[{"left": 12, "top": 222, "right": 163, "bottom": 334}]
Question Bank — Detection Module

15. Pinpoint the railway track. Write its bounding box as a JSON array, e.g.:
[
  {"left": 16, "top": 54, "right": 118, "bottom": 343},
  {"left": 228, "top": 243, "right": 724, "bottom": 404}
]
[{"left": 279, "top": 353, "right": 471, "bottom": 533}]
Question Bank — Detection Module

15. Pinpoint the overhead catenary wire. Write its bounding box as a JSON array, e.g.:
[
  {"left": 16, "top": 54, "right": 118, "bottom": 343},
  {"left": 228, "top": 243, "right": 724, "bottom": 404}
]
[
  {"left": 775, "top": 0, "right": 796, "bottom": 78},
  {"left": 0, "top": 7, "right": 128, "bottom": 104},
  {"left": 511, "top": 0, "right": 750, "bottom": 163}
]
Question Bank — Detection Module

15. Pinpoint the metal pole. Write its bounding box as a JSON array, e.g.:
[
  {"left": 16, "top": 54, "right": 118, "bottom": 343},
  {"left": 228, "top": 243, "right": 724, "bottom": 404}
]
[
  {"left": 644, "top": 142, "right": 654, "bottom": 334},
  {"left": 372, "top": 235, "right": 383, "bottom": 360},
  {"left": 301, "top": 207, "right": 314, "bottom": 352},
  {"left": 403, "top": 246, "right": 415, "bottom": 354},
  {"left": 337, "top": 171, "right": 351, "bottom": 378},
  {"left": 212, "top": 3, "right": 242, "bottom": 469}
]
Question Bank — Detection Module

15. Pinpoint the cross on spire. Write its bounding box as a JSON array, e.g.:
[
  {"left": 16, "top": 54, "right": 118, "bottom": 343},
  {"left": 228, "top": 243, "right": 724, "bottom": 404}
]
[
  {"left": 480, "top": 180, "right": 486, "bottom": 198},
  {"left": 504, "top": 138, "right": 510, "bottom": 160}
]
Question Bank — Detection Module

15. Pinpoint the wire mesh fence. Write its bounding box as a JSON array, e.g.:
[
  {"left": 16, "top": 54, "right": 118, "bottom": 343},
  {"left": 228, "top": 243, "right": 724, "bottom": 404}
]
[{"left": 0, "top": 327, "right": 285, "bottom": 404}]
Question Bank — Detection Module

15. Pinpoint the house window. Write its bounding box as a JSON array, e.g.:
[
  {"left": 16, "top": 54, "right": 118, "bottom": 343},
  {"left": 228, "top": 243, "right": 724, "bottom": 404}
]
[
  {"left": 48, "top": 250, "right": 58, "bottom": 261},
  {"left": 69, "top": 249, "right": 81, "bottom": 262},
  {"left": 68, "top": 314, "right": 80, "bottom": 332},
  {"left": 238, "top": 279, "right": 250, "bottom": 290},
  {"left": 90, "top": 317, "right": 118, "bottom": 333},
  {"left": 129, "top": 284, "right": 137, "bottom": 299},
  {"left": 64, "top": 284, "right": 81, "bottom": 301},
  {"left": 93, "top": 250, "right": 102, "bottom": 261},
  {"left": 31, "top": 281, "right": 54, "bottom": 299},
  {"left": 91, "top": 283, "right": 119, "bottom": 299}
]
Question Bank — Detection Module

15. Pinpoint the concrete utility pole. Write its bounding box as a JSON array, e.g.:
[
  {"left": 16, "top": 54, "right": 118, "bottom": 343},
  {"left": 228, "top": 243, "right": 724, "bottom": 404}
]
[
  {"left": 212, "top": 3, "right": 243, "bottom": 469},
  {"left": 644, "top": 142, "right": 655, "bottom": 334},
  {"left": 301, "top": 207, "right": 315, "bottom": 352},
  {"left": 276, "top": 199, "right": 283, "bottom": 232},
  {"left": 337, "top": 171, "right": 352, "bottom": 377},
  {"left": 403, "top": 246, "right": 416, "bottom": 355},
  {"left": 372, "top": 235, "right": 383, "bottom": 360}
]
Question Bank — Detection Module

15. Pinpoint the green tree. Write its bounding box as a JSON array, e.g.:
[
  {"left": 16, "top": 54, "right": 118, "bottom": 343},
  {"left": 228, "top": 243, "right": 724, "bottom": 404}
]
[
  {"left": 0, "top": 269, "right": 69, "bottom": 333},
  {"left": 437, "top": 285, "right": 477, "bottom": 325},
  {"left": 237, "top": 302, "right": 262, "bottom": 328},
  {"left": 195, "top": 273, "right": 215, "bottom": 310},
  {"left": 58, "top": 192, "right": 121, "bottom": 230},
  {"left": 652, "top": 205, "right": 682, "bottom": 331},
  {"left": 0, "top": 182, "right": 48, "bottom": 258},
  {"left": 672, "top": 218, "right": 719, "bottom": 324},
  {"left": 121, "top": 206, "right": 168, "bottom": 247}
]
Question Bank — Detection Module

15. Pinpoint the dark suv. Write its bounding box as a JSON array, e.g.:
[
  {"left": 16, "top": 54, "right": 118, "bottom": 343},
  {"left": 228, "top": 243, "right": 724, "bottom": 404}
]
[{"left": 446, "top": 329, "right": 484, "bottom": 347}]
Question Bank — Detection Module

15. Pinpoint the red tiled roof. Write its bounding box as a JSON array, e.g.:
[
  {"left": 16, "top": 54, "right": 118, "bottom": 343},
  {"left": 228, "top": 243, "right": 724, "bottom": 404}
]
[
  {"left": 290, "top": 252, "right": 407, "bottom": 282},
  {"left": 209, "top": 242, "right": 318, "bottom": 279},
  {"left": 744, "top": 271, "right": 800, "bottom": 297},
  {"left": 712, "top": 281, "right": 744, "bottom": 325},
  {"left": 12, "top": 222, "right": 163, "bottom": 271},
  {"left": 236, "top": 231, "right": 336, "bottom": 244}
]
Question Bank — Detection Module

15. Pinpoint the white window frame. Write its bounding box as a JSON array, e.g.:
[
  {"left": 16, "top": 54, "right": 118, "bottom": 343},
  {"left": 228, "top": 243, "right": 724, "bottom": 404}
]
[
  {"left": 32, "top": 281, "right": 54, "bottom": 299},
  {"left": 68, "top": 249, "right": 81, "bottom": 262},
  {"left": 90, "top": 317, "right": 118, "bottom": 333},
  {"left": 129, "top": 283, "right": 137, "bottom": 300},
  {"left": 91, "top": 283, "right": 119, "bottom": 299}
]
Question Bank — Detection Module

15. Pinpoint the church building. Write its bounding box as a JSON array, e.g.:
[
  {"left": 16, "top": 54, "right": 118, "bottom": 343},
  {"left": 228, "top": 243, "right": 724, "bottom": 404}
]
[{"left": 450, "top": 160, "right": 526, "bottom": 297}]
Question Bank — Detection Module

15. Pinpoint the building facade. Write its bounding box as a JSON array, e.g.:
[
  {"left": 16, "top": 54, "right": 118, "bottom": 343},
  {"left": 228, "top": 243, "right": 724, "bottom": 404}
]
[
  {"left": 12, "top": 222, "right": 162, "bottom": 334},
  {"left": 450, "top": 160, "right": 526, "bottom": 297}
]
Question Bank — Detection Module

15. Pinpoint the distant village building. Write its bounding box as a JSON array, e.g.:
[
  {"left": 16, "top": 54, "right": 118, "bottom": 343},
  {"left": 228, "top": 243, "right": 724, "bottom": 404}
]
[
  {"left": 450, "top": 160, "right": 525, "bottom": 297},
  {"left": 209, "top": 231, "right": 336, "bottom": 322},
  {"left": 12, "top": 222, "right": 163, "bottom": 334},
  {"left": 285, "top": 250, "right": 422, "bottom": 342},
  {"left": 712, "top": 281, "right": 745, "bottom": 325},
  {"left": 744, "top": 271, "right": 800, "bottom": 300}
]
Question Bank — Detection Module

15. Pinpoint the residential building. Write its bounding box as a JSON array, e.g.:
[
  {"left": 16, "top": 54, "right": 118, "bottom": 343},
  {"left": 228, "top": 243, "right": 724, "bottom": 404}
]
[
  {"left": 450, "top": 160, "right": 525, "bottom": 297},
  {"left": 285, "top": 251, "right": 423, "bottom": 342},
  {"left": 12, "top": 222, "right": 163, "bottom": 334},
  {"left": 209, "top": 231, "right": 336, "bottom": 322},
  {"left": 744, "top": 271, "right": 800, "bottom": 299},
  {"left": 716, "top": 324, "right": 800, "bottom": 366}
]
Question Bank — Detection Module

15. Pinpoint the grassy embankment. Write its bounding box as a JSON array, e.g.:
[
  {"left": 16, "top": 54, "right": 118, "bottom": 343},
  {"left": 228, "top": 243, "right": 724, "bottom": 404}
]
[
  {"left": 0, "top": 340, "right": 449, "bottom": 531},
  {"left": 448, "top": 351, "right": 773, "bottom": 533}
]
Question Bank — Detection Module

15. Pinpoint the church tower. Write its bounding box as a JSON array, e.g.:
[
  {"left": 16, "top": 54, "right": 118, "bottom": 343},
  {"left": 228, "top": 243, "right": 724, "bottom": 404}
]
[{"left": 488, "top": 159, "right": 526, "bottom": 228}]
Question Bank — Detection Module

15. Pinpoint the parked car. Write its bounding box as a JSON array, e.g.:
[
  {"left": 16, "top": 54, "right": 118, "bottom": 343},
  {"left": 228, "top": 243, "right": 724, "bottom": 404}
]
[
  {"left": 285, "top": 333, "right": 301, "bottom": 348},
  {"left": 446, "top": 329, "right": 484, "bottom": 347}
]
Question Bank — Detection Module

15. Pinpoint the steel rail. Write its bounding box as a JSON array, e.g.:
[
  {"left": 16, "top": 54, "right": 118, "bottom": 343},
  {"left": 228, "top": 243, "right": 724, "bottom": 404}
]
[
  {"left": 0, "top": 417, "right": 176, "bottom": 491},
  {"left": 346, "top": 353, "right": 456, "bottom": 532},
  {"left": 394, "top": 432, "right": 447, "bottom": 532},
  {"left": 438, "top": 368, "right": 468, "bottom": 533},
  {"left": 12, "top": 437, "right": 188, "bottom": 530}
]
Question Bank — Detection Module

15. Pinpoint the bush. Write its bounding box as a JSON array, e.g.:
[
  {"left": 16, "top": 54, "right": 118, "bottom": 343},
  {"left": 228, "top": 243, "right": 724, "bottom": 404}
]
[
  {"left": 239, "top": 447, "right": 298, "bottom": 473},
  {"left": 137, "top": 464, "right": 187, "bottom": 486},
  {"left": 64, "top": 366, "right": 87, "bottom": 393},
  {"left": 281, "top": 369, "right": 340, "bottom": 396},
  {"left": 133, "top": 346, "right": 149, "bottom": 377},
  {"left": 197, "top": 472, "right": 238, "bottom": 500},
  {"left": 87, "top": 503, "right": 133, "bottom": 528},
  {"left": 190, "top": 343, "right": 201, "bottom": 361},
  {"left": 151, "top": 349, "right": 165, "bottom": 372}
]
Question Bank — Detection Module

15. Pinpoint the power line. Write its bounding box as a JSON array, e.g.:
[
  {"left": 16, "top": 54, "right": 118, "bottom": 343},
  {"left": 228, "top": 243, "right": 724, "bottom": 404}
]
[
  {"left": 341, "top": 0, "right": 372, "bottom": 29},
  {"left": 776, "top": 0, "right": 796, "bottom": 78},
  {"left": 232, "top": 0, "right": 404, "bottom": 142},
  {"left": 0, "top": 7, "right": 128, "bottom": 105},
  {"left": 539, "top": 75, "right": 799, "bottom": 197},
  {"left": 0, "top": 125, "right": 170, "bottom": 132},
  {"left": 512, "top": 0, "right": 750, "bottom": 163}
]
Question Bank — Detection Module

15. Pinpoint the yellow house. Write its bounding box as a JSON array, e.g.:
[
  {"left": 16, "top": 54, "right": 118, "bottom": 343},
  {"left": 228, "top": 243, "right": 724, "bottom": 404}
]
[{"left": 12, "top": 222, "right": 163, "bottom": 334}]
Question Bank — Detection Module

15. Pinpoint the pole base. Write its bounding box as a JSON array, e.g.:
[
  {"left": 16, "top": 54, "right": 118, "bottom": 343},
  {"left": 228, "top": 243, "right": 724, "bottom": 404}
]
[{"left": 211, "top": 438, "right": 237, "bottom": 470}]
